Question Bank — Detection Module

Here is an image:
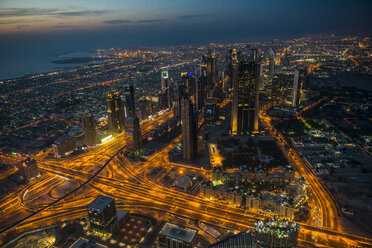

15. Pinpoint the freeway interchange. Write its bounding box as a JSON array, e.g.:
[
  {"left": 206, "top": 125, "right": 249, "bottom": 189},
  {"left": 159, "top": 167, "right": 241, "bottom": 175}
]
[{"left": 0, "top": 108, "right": 372, "bottom": 248}]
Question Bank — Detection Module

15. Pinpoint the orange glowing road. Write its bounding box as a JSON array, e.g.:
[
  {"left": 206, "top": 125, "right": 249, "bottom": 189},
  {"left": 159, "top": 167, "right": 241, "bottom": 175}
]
[{"left": 1, "top": 107, "right": 372, "bottom": 248}]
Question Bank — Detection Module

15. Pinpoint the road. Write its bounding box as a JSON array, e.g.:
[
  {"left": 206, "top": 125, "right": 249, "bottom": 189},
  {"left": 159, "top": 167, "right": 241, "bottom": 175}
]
[{"left": 0, "top": 107, "right": 372, "bottom": 247}]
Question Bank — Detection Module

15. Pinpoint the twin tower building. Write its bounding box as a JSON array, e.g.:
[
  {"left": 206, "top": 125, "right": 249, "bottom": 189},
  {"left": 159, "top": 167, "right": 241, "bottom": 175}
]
[{"left": 82, "top": 86, "right": 141, "bottom": 150}]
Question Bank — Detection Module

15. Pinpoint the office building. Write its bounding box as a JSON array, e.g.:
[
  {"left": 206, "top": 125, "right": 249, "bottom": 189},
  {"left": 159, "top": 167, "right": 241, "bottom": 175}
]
[
  {"left": 107, "top": 92, "right": 125, "bottom": 135},
  {"left": 181, "top": 97, "right": 197, "bottom": 160},
  {"left": 292, "top": 69, "right": 299, "bottom": 107},
  {"left": 255, "top": 218, "right": 300, "bottom": 248},
  {"left": 200, "top": 51, "right": 216, "bottom": 98},
  {"left": 269, "top": 48, "right": 276, "bottom": 78},
  {"left": 82, "top": 111, "right": 97, "bottom": 147},
  {"left": 157, "top": 222, "right": 198, "bottom": 248},
  {"left": 125, "top": 116, "right": 142, "bottom": 151},
  {"left": 248, "top": 48, "right": 259, "bottom": 62},
  {"left": 124, "top": 85, "right": 135, "bottom": 118},
  {"left": 226, "top": 48, "right": 238, "bottom": 91},
  {"left": 52, "top": 136, "right": 77, "bottom": 158},
  {"left": 18, "top": 157, "right": 39, "bottom": 181},
  {"left": 209, "top": 230, "right": 253, "bottom": 248},
  {"left": 161, "top": 70, "right": 169, "bottom": 91},
  {"left": 173, "top": 82, "right": 185, "bottom": 117},
  {"left": 181, "top": 72, "right": 196, "bottom": 102},
  {"left": 87, "top": 195, "right": 117, "bottom": 237},
  {"left": 161, "top": 71, "right": 172, "bottom": 109},
  {"left": 231, "top": 60, "right": 260, "bottom": 135},
  {"left": 204, "top": 98, "right": 219, "bottom": 125}
]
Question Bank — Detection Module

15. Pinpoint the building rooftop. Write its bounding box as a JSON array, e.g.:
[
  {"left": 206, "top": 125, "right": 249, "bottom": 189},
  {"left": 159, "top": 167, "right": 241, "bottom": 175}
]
[
  {"left": 69, "top": 237, "right": 107, "bottom": 248},
  {"left": 159, "top": 222, "right": 198, "bottom": 244},
  {"left": 88, "top": 195, "right": 115, "bottom": 211}
]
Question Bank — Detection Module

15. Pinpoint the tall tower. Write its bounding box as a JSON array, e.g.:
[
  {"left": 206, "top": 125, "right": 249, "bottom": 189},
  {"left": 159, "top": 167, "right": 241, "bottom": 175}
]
[
  {"left": 82, "top": 111, "right": 97, "bottom": 146},
  {"left": 161, "top": 70, "right": 172, "bottom": 109},
  {"left": 161, "top": 71, "right": 169, "bottom": 91},
  {"left": 124, "top": 85, "right": 135, "bottom": 117},
  {"left": 231, "top": 60, "right": 260, "bottom": 135},
  {"left": 107, "top": 92, "right": 125, "bottom": 135},
  {"left": 203, "top": 51, "right": 217, "bottom": 96},
  {"left": 181, "top": 96, "right": 196, "bottom": 160},
  {"left": 269, "top": 48, "right": 276, "bottom": 78},
  {"left": 292, "top": 69, "right": 299, "bottom": 107}
]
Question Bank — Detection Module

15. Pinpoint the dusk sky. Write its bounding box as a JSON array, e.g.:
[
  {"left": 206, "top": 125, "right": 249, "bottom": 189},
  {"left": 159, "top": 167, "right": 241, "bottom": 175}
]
[{"left": 1, "top": 0, "right": 371, "bottom": 39}]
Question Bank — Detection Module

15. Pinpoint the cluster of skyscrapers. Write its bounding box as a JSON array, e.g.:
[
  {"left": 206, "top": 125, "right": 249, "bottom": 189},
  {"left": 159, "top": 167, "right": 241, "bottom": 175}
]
[{"left": 81, "top": 86, "right": 142, "bottom": 151}]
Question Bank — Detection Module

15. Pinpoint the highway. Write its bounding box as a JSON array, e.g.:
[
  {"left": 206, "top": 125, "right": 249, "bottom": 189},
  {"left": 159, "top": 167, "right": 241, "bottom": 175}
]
[{"left": 0, "top": 107, "right": 372, "bottom": 247}]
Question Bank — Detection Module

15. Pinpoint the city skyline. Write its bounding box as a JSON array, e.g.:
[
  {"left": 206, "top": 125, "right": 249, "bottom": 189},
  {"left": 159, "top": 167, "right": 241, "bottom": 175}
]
[{"left": 0, "top": 1, "right": 372, "bottom": 247}]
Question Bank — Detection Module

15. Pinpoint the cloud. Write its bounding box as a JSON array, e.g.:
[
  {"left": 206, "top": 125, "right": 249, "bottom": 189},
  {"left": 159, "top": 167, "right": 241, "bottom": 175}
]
[
  {"left": 0, "top": 8, "right": 111, "bottom": 18},
  {"left": 16, "top": 24, "right": 30, "bottom": 29},
  {"left": 54, "top": 10, "right": 109, "bottom": 17},
  {"left": 134, "top": 19, "right": 162, "bottom": 23},
  {"left": 103, "top": 19, "right": 131, "bottom": 25},
  {"left": 177, "top": 14, "right": 208, "bottom": 20},
  {"left": 53, "top": 25, "right": 75, "bottom": 28},
  {"left": 0, "top": 8, "right": 57, "bottom": 17}
]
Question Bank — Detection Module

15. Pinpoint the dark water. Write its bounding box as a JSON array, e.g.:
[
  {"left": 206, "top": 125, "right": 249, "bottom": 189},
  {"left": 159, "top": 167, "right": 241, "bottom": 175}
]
[{"left": 0, "top": 27, "right": 296, "bottom": 80}]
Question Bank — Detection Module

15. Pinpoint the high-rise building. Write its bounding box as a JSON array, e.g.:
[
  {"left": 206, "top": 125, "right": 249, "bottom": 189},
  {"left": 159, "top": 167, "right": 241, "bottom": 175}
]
[
  {"left": 248, "top": 48, "right": 259, "bottom": 62},
  {"left": 181, "top": 96, "right": 197, "bottom": 160},
  {"left": 125, "top": 116, "right": 142, "bottom": 151},
  {"left": 226, "top": 48, "right": 238, "bottom": 91},
  {"left": 204, "top": 98, "right": 219, "bottom": 126},
  {"left": 161, "top": 71, "right": 172, "bottom": 109},
  {"left": 254, "top": 218, "right": 300, "bottom": 248},
  {"left": 161, "top": 70, "right": 169, "bottom": 91},
  {"left": 18, "top": 157, "right": 39, "bottom": 181},
  {"left": 82, "top": 111, "right": 97, "bottom": 146},
  {"left": 124, "top": 85, "right": 135, "bottom": 118},
  {"left": 269, "top": 48, "right": 276, "bottom": 78},
  {"left": 209, "top": 230, "right": 253, "bottom": 248},
  {"left": 292, "top": 69, "right": 299, "bottom": 107},
  {"left": 157, "top": 222, "right": 198, "bottom": 248},
  {"left": 107, "top": 92, "right": 125, "bottom": 135},
  {"left": 87, "top": 195, "right": 117, "bottom": 237},
  {"left": 201, "top": 51, "right": 216, "bottom": 97},
  {"left": 231, "top": 60, "right": 260, "bottom": 135},
  {"left": 173, "top": 82, "right": 185, "bottom": 117},
  {"left": 181, "top": 72, "right": 196, "bottom": 102},
  {"left": 271, "top": 74, "right": 290, "bottom": 101}
]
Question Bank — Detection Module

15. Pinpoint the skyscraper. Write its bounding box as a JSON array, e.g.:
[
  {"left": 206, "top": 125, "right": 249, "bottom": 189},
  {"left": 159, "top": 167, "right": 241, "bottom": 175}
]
[
  {"left": 161, "top": 71, "right": 172, "bottom": 109},
  {"left": 181, "top": 96, "right": 197, "bottom": 160},
  {"left": 161, "top": 70, "right": 169, "bottom": 91},
  {"left": 292, "top": 69, "right": 299, "bottom": 107},
  {"left": 231, "top": 60, "right": 260, "bottom": 135},
  {"left": 107, "top": 92, "right": 125, "bottom": 135},
  {"left": 201, "top": 51, "right": 217, "bottom": 97},
  {"left": 204, "top": 98, "right": 219, "bottom": 126},
  {"left": 125, "top": 116, "right": 142, "bottom": 151},
  {"left": 269, "top": 48, "right": 276, "bottom": 78},
  {"left": 173, "top": 82, "right": 185, "bottom": 117},
  {"left": 226, "top": 48, "right": 238, "bottom": 91},
  {"left": 87, "top": 195, "right": 117, "bottom": 237},
  {"left": 82, "top": 111, "right": 97, "bottom": 146},
  {"left": 181, "top": 72, "right": 196, "bottom": 102},
  {"left": 124, "top": 85, "right": 135, "bottom": 117}
]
